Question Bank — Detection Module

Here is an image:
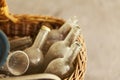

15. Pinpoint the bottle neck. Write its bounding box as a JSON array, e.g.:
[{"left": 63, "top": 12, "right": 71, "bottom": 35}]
[
  {"left": 64, "top": 42, "right": 81, "bottom": 64},
  {"left": 58, "top": 23, "right": 71, "bottom": 36},
  {"left": 64, "top": 26, "right": 81, "bottom": 46},
  {"left": 32, "top": 26, "right": 50, "bottom": 49},
  {"left": 58, "top": 17, "right": 78, "bottom": 36}
]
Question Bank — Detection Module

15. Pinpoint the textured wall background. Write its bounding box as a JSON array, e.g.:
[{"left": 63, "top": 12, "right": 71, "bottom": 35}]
[{"left": 6, "top": 0, "right": 120, "bottom": 80}]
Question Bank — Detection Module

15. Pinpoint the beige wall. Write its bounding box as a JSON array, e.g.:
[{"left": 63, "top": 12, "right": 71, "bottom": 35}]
[{"left": 7, "top": 0, "right": 120, "bottom": 80}]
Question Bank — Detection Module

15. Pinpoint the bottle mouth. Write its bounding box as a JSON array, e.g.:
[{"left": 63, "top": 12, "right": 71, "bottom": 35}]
[{"left": 7, "top": 51, "right": 29, "bottom": 76}]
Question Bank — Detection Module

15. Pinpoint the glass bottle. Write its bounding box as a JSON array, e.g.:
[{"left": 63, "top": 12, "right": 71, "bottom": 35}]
[
  {"left": 43, "top": 24, "right": 81, "bottom": 71},
  {"left": 10, "top": 36, "right": 32, "bottom": 51},
  {"left": 0, "top": 30, "right": 10, "bottom": 67},
  {"left": 45, "top": 42, "right": 81, "bottom": 79},
  {"left": 42, "top": 17, "right": 78, "bottom": 54},
  {"left": 7, "top": 25, "right": 50, "bottom": 75}
]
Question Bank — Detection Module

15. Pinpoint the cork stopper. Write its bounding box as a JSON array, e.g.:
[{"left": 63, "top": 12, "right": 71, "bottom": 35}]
[{"left": 41, "top": 25, "right": 51, "bottom": 32}]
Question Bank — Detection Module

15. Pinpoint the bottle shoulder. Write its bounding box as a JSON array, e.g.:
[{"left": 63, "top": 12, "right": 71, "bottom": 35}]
[
  {"left": 46, "top": 41, "right": 70, "bottom": 58},
  {"left": 47, "top": 30, "right": 63, "bottom": 40},
  {"left": 48, "top": 41, "right": 68, "bottom": 51}
]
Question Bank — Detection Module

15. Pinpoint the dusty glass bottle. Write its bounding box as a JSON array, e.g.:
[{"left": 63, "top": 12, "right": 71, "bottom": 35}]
[
  {"left": 7, "top": 25, "right": 50, "bottom": 75},
  {"left": 45, "top": 42, "right": 81, "bottom": 79},
  {"left": 43, "top": 24, "right": 81, "bottom": 71},
  {"left": 42, "top": 17, "right": 78, "bottom": 54},
  {"left": 10, "top": 36, "right": 32, "bottom": 51}
]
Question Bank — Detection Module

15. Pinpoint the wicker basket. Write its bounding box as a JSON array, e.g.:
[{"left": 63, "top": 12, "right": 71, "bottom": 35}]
[{"left": 0, "top": 0, "right": 87, "bottom": 80}]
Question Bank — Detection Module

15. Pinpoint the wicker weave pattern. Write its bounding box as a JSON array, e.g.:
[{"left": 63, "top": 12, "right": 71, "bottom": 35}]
[
  {"left": 0, "top": 0, "right": 87, "bottom": 80},
  {"left": 0, "top": 15, "right": 64, "bottom": 37}
]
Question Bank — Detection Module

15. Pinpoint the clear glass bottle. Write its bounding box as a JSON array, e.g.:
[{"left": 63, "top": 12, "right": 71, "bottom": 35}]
[
  {"left": 7, "top": 25, "right": 50, "bottom": 75},
  {"left": 45, "top": 42, "right": 81, "bottom": 79},
  {"left": 42, "top": 17, "right": 78, "bottom": 54},
  {"left": 43, "top": 24, "right": 81, "bottom": 71}
]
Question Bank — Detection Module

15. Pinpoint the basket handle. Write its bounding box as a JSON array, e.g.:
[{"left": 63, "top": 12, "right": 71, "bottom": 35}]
[{"left": 0, "top": 0, "right": 18, "bottom": 23}]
